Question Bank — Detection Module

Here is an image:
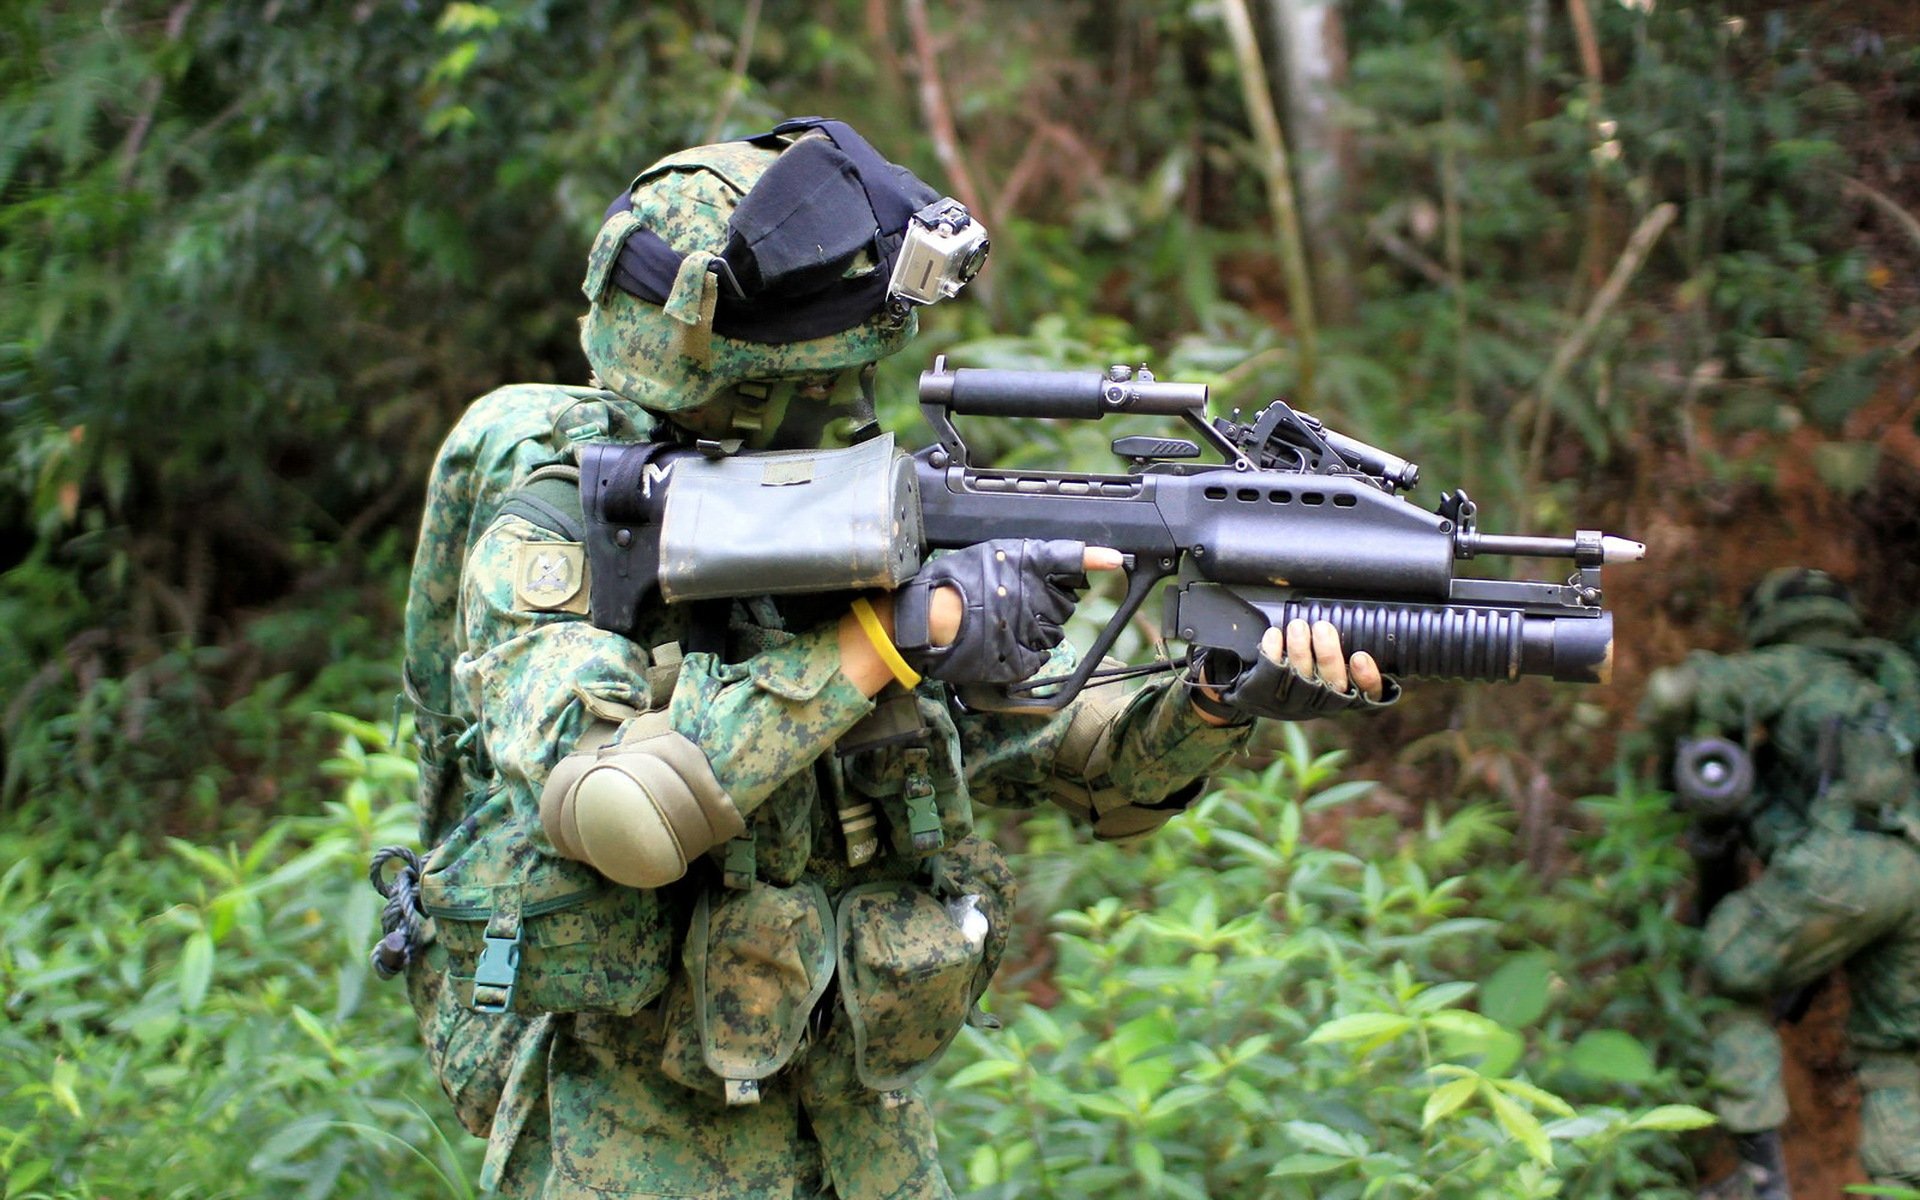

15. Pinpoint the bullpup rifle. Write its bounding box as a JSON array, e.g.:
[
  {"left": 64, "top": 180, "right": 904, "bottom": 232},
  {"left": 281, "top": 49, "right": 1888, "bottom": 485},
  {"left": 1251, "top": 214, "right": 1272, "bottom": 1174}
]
[
  {"left": 577, "top": 360, "right": 1644, "bottom": 713},
  {"left": 910, "top": 359, "right": 1644, "bottom": 712}
]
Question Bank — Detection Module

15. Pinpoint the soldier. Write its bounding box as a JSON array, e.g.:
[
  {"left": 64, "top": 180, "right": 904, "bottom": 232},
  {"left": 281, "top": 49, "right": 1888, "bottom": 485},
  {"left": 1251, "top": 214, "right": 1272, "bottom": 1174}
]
[
  {"left": 1642, "top": 567, "right": 1920, "bottom": 1199},
  {"left": 386, "top": 118, "right": 1396, "bottom": 1198}
]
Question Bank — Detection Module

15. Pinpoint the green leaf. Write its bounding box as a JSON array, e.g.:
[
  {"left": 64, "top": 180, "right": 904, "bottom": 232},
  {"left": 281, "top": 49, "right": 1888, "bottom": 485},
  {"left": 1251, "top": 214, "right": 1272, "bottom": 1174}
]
[
  {"left": 290, "top": 1005, "right": 338, "bottom": 1060},
  {"left": 1487, "top": 1086, "right": 1553, "bottom": 1165},
  {"left": 1480, "top": 951, "right": 1554, "bottom": 1029},
  {"left": 1268, "top": 1154, "right": 1347, "bottom": 1177},
  {"left": 1422, "top": 1077, "right": 1479, "bottom": 1128},
  {"left": 1109, "top": 1013, "right": 1177, "bottom": 1067},
  {"left": 1812, "top": 441, "right": 1882, "bottom": 496},
  {"left": 49, "top": 1058, "right": 82, "bottom": 1119},
  {"left": 966, "top": 1144, "right": 1000, "bottom": 1188},
  {"left": 176, "top": 930, "right": 214, "bottom": 1013},
  {"left": 1409, "top": 980, "right": 1477, "bottom": 1013},
  {"left": 1422, "top": 1009, "right": 1504, "bottom": 1040},
  {"left": 1306, "top": 1012, "right": 1414, "bottom": 1044},
  {"left": 1131, "top": 1139, "right": 1165, "bottom": 1190},
  {"left": 1284, "top": 1120, "right": 1364, "bottom": 1158},
  {"left": 248, "top": 1115, "right": 331, "bottom": 1172},
  {"left": 1076, "top": 1093, "right": 1138, "bottom": 1121},
  {"left": 1627, "top": 1104, "right": 1719, "bottom": 1133},
  {"left": 1493, "top": 1078, "right": 1576, "bottom": 1119},
  {"left": 1567, "top": 1029, "right": 1658, "bottom": 1084},
  {"left": 945, "top": 1058, "right": 1020, "bottom": 1089},
  {"left": 1807, "top": 351, "right": 1889, "bottom": 431}
]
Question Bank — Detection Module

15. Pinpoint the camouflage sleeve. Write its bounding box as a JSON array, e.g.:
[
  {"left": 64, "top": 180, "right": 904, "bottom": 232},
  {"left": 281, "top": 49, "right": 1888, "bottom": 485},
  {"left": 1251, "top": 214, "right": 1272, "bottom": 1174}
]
[
  {"left": 665, "top": 636, "right": 876, "bottom": 812},
  {"left": 461, "top": 515, "right": 877, "bottom": 835},
  {"left": 957, "top": 645, "right": 1251, "bottom": 840},
  {"left": 1686, "top": 650, "right": 1788, "bottom": 734}
]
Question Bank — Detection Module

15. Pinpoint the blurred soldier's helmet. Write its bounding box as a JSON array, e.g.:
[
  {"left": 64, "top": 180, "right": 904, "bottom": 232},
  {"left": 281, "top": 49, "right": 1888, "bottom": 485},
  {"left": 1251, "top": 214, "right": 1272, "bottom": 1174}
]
[
  {"left": 1740, "top": 567, "right": 1862, "bottom": 646},
  {"left": 580, "top": 117, "right": 987, "bottom": 444}
]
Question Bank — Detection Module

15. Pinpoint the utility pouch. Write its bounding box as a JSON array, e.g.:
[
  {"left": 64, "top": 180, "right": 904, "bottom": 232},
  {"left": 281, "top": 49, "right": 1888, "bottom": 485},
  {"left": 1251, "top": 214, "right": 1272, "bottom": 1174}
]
[
  {"left": 421, "top": 845, "right": 674, "bottom": 1017},
  {"left": 659, "top": 879, "right": 836, "bottom": 1105},
  {"left": 834, "top": 879, "right": 988, "bottom": 1092},
  {"left": 656, "top": 434, "right": 923, "bottom": 602},
  {"left": 843, "top": 737, "right": 969, "bottom": 862}
]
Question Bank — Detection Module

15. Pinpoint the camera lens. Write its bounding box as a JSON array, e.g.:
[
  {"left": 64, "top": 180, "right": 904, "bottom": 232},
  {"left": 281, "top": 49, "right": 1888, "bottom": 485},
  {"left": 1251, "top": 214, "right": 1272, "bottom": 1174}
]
[{"left": 959, "top": 238, "right": 990, "bottom": 281}]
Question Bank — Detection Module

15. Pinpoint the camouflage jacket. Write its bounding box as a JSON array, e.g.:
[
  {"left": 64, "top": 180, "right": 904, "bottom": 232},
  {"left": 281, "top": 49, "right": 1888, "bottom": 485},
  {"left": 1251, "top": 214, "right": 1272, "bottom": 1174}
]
[
  {"left": 1659, "top": 634, "right": 1920, "bottom": 857},
  {"left": 414, "top": 382, "right": 1254, "bottom": 990}
]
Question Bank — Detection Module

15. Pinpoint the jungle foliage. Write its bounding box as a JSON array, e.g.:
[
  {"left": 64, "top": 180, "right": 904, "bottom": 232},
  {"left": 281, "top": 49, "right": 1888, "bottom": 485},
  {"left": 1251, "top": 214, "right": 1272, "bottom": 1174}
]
[{"left": 2, "top": 0, "right": 1917, "bottom": 1196}]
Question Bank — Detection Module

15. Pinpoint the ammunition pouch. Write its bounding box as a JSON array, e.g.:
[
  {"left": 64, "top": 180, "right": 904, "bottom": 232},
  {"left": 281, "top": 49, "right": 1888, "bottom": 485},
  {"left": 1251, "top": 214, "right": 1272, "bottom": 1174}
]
[
  {"left": 405, "top": 937, "right": 554, "bottom": 1138},
  {"left": 834, "top": 880, "right": 989, "bottom": 1092},
  {"left": 659, "top": 880, "right": 837, "bottom": 1105},
  {"left": 840, "top": 696, "right": 969, "bottom": 860},
  {"left": 658, "top": 836, "right": 1016, "bottom": 1104}
]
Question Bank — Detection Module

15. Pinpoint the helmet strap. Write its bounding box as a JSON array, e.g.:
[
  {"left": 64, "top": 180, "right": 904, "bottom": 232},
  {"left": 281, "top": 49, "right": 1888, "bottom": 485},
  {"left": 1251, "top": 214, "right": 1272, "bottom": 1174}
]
[{"left": 664, "top": 251, "right": 723, "bottom": 366}]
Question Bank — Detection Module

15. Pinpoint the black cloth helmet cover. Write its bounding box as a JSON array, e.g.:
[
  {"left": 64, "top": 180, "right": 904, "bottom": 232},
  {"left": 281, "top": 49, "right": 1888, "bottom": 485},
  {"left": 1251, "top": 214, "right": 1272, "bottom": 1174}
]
[{"left": 605, "top": 118, "right": 940, "bottom": 344}]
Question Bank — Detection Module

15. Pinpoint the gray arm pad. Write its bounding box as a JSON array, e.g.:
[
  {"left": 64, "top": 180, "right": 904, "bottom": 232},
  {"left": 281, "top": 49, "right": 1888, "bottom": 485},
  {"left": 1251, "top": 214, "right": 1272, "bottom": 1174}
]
[{"left": 539, "top": 723, "right": 745, "bottom": 889}]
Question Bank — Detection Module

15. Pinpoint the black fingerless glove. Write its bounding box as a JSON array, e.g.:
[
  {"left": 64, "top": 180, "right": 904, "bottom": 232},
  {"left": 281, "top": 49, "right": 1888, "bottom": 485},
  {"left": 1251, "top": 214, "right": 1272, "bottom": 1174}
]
[
  {"left": 893, "top": 539, "right": 1089, "bottom": 684},
  {"left": 1192, "top": 646, "right": 1400, "bottom": 723}
]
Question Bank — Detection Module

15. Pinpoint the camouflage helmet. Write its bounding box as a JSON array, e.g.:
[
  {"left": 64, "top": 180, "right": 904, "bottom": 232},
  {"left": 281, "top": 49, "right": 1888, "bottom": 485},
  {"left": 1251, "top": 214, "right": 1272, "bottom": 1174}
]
[
  {"left": 1740, "top": 567, "right": 1862, "bottom": 646},
  {"left": 580, "top": 118, "right": 984, "bottom": 422}
]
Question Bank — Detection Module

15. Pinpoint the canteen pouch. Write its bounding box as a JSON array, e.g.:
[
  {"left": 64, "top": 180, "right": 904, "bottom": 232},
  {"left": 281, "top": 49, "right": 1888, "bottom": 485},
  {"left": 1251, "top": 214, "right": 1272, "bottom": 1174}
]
[
  {"left": 835, "top": 879, "right": 989, "bottom": 1092},
  {"left": 656, "top": 434, "right": 923, "bottom": 602},
  {"left": 659, "top": 879, "right": 837, "bottom": 1104},
  {"left": 421, "top": 825, "right": 676, "bottom": 1016}
]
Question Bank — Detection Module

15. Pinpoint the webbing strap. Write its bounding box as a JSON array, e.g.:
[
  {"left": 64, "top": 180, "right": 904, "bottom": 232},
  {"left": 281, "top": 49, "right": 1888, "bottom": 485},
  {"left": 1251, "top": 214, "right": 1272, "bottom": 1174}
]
[{"left": 497, "top": 469, "right": 585, "bottom": 542}]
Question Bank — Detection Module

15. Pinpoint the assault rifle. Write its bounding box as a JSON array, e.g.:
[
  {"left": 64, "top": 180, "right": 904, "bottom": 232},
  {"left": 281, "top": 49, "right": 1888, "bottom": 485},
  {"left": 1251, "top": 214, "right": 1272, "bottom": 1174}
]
[
  {"left": 1668, "top": 734, "right": 1826, "bottom": 1023},
  {"left": 577, "top": 360, "right": 1644, "bottom": 713},
  {"left": 910, "top": 360, "right": 1643, "bottom": 711}
]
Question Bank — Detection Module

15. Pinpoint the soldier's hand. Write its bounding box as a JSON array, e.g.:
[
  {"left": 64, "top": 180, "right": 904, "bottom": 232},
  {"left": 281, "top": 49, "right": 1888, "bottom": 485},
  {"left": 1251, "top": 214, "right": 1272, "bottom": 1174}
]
[
  {"left": 1194, "top": 618, "right": 1392, "bottom": 725},
  {"left": 894, "top": 540, "right": 1120, "bottom": 684},
  {"left": 1641, "top": 664, "right": 1699, "bottom": 731}
]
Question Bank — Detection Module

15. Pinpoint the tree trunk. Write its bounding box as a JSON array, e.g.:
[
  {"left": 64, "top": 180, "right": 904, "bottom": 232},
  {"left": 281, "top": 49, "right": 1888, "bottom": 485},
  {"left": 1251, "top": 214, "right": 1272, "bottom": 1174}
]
[{"left": 1261, "top": 0, "right": 1354, "bottom": 322}]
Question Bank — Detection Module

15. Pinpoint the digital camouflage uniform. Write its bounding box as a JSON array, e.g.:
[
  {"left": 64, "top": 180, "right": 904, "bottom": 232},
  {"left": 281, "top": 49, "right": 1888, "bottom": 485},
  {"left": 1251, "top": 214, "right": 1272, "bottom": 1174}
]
[
  {"left": 387, "top": 123, "right": 1259, "bottom": 1198},
  {"left": 1646, "top": 585, "right": 1920, "bottom": 1188},
  {"left": 402, "top": 381, "right": 1252, "bottom": 1198}
]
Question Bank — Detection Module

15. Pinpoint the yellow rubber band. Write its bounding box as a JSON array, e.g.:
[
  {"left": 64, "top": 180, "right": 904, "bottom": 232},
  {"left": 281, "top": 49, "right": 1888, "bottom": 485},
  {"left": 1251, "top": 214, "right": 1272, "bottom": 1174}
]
[{"left": 849, "top": 596, "right": 922, "bottom": 690}]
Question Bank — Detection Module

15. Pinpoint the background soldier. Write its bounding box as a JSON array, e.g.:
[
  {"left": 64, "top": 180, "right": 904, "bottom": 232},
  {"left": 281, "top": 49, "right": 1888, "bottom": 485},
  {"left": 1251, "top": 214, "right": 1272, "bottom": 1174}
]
[
  {"left": 1642, "top": 568, "right": 1920, "bottom": 1199},
  {"left": 393, "top": 118, "right": 1393, "bottom": 1199}
]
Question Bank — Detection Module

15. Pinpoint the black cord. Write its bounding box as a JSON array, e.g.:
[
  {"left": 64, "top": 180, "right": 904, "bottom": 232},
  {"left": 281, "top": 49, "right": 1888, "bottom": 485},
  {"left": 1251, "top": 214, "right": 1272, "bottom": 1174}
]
[
  {"left": 367, "top": 846, "right": 424, "bottom": 980},
  {"left": 1003, "top": 658, "right": 1180, "bottom": 696}
]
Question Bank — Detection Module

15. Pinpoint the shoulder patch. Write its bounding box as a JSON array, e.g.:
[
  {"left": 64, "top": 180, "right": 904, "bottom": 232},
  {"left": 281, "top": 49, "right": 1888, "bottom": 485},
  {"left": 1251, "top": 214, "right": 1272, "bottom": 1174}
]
[{"left": 513, "top": 542, "right": 590, "bottom": 614}]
